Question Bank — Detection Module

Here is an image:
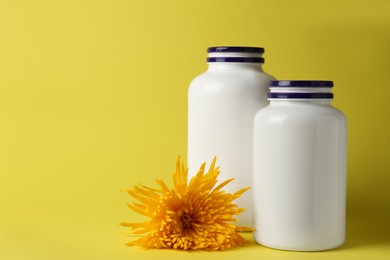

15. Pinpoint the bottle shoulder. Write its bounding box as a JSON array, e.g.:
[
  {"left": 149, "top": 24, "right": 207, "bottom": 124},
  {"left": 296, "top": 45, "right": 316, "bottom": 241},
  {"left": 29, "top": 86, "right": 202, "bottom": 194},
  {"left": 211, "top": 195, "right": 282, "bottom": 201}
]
[
  {"left": 255, "top": 103, "right": 346, "bottom": 124},
  {"left": 189, "top": 69, "right": 275, "bottom": 91}
]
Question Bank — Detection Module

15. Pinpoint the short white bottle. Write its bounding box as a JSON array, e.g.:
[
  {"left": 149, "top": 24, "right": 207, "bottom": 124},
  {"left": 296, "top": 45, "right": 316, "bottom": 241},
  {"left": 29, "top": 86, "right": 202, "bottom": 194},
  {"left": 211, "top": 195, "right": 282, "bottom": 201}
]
[
  {"left": 188, "top": 46, "right": 275, "bottom": 227},
  {"left": 253, "top": 80, "right": 347, "bottom": 251}
]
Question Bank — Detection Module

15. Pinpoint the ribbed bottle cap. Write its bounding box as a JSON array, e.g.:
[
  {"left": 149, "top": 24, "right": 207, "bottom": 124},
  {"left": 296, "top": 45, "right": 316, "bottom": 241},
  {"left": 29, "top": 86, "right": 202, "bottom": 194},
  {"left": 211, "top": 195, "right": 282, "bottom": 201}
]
[
  {"left": 269, "top": 80, "right": 334, "bottom": 99},
  {"left": 271, "top": 80, "right": 334, "bottom": 87},
  {"left": 207, "top": 57, "right": 264, "bottom": 63},
  {"left": 207, "top": 46, "right": 264, "bottom": 53},
  {"left": 268, "top": 93, "right": 334, "bottom": 99},
  {"left": 207, "top": 46, "right": 265, "bottom": 63}
]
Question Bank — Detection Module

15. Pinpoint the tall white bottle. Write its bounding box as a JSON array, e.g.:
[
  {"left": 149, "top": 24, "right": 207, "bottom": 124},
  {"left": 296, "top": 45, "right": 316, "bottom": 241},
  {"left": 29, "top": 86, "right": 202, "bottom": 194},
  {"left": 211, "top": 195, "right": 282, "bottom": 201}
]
[
  {"left": 253, "top": 80, "right": 347, "bottom": 251},
  {"left": 188, "top": 46, "right": 275, "bottom": 227}
]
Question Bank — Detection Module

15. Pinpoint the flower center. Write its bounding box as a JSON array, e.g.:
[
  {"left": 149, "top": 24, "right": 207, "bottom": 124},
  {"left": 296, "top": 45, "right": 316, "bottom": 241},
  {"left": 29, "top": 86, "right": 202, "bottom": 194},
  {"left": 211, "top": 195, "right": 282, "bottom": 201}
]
[{"left": 181, "top": 213, "right": 194, "bottom": 229}]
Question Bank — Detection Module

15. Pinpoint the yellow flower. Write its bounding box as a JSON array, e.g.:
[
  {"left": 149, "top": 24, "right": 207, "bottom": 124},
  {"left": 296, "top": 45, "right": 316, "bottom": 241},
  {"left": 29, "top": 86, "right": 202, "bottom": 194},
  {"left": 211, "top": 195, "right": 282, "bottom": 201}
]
[{"left": 121, "top": 156, "right": 252, "bottom": 250}]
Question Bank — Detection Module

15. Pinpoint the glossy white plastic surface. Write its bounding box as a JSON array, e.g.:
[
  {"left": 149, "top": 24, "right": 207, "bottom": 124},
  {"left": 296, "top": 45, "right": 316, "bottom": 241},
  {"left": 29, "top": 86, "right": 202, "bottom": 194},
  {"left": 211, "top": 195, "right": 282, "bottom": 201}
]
[
  {"left": 188, "top": 56, "right": 275, "bottom": 227},
  {"left": 253, "top": 100, "right": 347, "bottom": 251}
]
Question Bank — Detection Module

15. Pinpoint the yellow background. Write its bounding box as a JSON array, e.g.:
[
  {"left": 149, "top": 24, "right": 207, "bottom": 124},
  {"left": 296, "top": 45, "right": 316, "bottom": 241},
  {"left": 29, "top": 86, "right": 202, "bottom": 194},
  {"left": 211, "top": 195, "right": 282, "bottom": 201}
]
[{"left": 1, "top": 0, "right": 389, "bottom": 259}]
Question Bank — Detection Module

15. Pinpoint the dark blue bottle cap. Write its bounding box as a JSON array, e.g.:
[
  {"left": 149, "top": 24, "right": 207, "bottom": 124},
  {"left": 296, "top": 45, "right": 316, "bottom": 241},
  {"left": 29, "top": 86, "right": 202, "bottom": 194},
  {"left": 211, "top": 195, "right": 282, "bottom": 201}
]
[
  {"left": 271, "top": 80, "right": 334, "bottom": 88},
  {"left": 207, "top": 57, "right": 264, "bottom": 63},
  {"left": 207, "top": 46, "right": 264, "bottom": 53},
  {"left": 268, "top": 93, "right": 334, "bottom": 99}
]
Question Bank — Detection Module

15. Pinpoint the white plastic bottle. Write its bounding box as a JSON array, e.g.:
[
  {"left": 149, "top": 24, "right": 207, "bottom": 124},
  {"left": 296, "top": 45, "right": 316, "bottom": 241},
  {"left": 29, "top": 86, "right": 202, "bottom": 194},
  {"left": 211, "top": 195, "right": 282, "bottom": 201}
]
[
  {"left": 188, "top": 46, "right": 275, "bottom": 227},
  {"left": 253, "top": 80, "right": 347, "bottom": 251}
]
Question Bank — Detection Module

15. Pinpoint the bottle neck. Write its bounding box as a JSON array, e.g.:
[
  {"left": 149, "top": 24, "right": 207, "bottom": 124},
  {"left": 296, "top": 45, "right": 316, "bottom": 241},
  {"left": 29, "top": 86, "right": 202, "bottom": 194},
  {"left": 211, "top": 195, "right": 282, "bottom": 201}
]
[
  {"left": 207, "top": 62, "right": 263, "bottom": 71},
  {"left": 208, "top": 52, "right": 263, "bottom": 58},
  {"left": 268, "top": 87, "right": 334, "bottom": 103},
  {"left": 270, "top": 99, "right": 332, "bottom": 105}
]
